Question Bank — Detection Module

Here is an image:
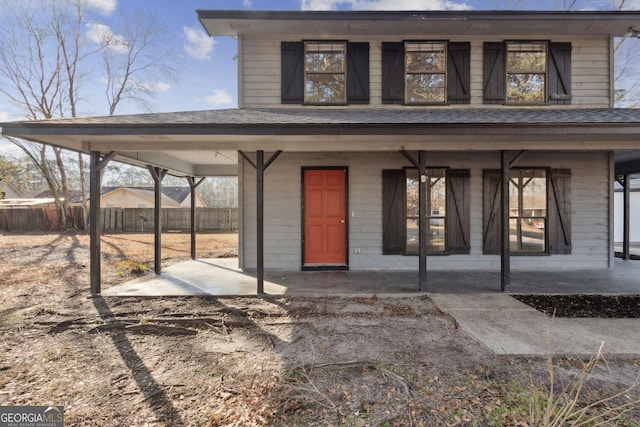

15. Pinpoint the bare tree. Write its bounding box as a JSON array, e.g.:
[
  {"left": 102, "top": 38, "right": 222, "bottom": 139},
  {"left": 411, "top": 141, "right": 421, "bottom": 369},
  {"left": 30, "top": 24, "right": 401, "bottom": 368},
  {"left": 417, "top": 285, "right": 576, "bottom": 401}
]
[
  {"left": 0, "top": 0, "right": 177, "bottom": 229},
  {"left": 97, "top": 10, "right": 177, "bottom": 115},
  {"left": 612, "top": 0, "right": 640, "bottom": 107}
]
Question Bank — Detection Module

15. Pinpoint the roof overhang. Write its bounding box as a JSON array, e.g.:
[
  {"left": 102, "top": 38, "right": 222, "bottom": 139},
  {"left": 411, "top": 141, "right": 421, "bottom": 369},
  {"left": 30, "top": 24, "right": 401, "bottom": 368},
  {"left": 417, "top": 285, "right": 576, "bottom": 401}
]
[
  {"left": 197, "top": 10, "right": 640, "bottom": 38},
  {"left": 3, "top": 108, "right": 640, "bottom": 176}
]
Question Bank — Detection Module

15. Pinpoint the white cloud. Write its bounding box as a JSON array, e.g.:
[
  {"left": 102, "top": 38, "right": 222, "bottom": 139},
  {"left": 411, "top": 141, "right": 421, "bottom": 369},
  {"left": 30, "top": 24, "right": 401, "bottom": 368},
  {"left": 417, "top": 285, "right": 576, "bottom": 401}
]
[
  {"left": 243, "top": 0, "right": 252, "bottom": 6},
  {"left": 154, "top": 82, "right": 171, "bottom": 93},
  {"left": 183, "top": 26, "right": 216, "bottom": 61},
  {"left": 83, "top": 0, "right": 117, "bottom": 15},
  {"left": 0, "top": 112, "right": 9, "bottom": 122},
  {"left": 301, "top": 0, "right": 470, "bottom": 10},
  {"left": 204, "top": 89, "right": 233, "bottom": 106},
  {"left": 86, "top": 22, "right": 129, "bottom": 54}
]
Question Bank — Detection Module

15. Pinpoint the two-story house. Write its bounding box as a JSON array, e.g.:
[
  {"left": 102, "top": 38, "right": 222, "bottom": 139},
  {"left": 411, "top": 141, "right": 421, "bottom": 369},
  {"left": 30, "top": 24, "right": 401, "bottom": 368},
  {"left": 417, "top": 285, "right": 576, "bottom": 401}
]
[{"left": 2, "top": 10, "right": 640, "bottom": 294}]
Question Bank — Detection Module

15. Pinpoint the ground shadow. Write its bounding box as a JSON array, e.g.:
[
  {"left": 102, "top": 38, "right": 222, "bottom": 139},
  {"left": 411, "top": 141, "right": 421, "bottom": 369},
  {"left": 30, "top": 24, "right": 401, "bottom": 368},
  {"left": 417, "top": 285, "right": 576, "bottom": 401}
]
[{"left": 91, "top": 295, "right": 185, "bottom": 425}]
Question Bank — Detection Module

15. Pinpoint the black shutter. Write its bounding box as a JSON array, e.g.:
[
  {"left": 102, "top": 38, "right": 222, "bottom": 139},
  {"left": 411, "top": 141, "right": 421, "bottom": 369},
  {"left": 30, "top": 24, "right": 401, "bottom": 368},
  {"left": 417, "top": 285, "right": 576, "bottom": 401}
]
[
  {"left": 382, "top": 42, "right": 405, "bottom": 104},
  {"left": 483, "top": 42, "right": 506, "bottom": 104},
  {"left": 447, "top": 42, "right": 471, "bottom": 104},
  {"left": 549, "top": 42, "right": 572, "bottom": 105},
  {"left": 382, "top": 169, "right": 405, "bottom": 254},
  {"left": 483, "top": 169, "right": 502, "bottom": 254},
  {"left": 347, "top": 42, "right": 369, "bottom": 104},
  {"left": 548, "top": 169, "right": 572, "bottom": 254},
  {"left": 447, "top": 169, "right": 470, "bottom": 254},
  {"left": 281, "top": 42, "right": 304, "bottom": 104}
]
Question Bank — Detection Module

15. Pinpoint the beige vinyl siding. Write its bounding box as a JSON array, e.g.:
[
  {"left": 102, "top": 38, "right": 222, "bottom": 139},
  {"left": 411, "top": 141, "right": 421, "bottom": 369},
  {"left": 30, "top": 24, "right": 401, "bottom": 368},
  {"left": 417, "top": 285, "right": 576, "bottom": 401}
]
[
  {"left": 239, "top": 150, "right": 611, "bottom": 271},
  {"left": 241, "top": 35, "right": 611, "bottom": 108}
]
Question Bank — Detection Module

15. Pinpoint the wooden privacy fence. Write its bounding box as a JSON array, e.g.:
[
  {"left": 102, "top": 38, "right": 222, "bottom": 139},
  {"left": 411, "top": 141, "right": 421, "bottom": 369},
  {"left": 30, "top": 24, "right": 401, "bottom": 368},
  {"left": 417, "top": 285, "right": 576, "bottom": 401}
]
[
  {"left": 0, "top": 207, "right": 237, "bottom": 232},
  {"left": 0, "top": 206, "right": 85, "bottom": 232},
  {"left": 101, "top": 208, "right": 238, "bottom": 232}
]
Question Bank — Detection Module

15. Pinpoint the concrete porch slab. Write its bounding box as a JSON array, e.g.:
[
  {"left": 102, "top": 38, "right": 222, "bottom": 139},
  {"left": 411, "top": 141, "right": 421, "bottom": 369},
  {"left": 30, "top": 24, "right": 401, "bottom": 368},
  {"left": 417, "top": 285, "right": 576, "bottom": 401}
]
[
  {"left": 102, "top": 258, "right": 289, "bottom": 296},
  {"left": 102, "top": 257, "right": 640, "bottom": 297}
]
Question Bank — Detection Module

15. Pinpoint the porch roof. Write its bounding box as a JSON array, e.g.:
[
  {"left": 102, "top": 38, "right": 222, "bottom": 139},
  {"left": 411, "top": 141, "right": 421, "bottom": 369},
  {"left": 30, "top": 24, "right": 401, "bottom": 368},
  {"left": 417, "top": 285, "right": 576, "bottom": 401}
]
[
  {"left": 197, "top": 10, "right": 640, "bottom": 38},
  {"left": 2, "top": 107, "right": 640, "bottom": 176}
]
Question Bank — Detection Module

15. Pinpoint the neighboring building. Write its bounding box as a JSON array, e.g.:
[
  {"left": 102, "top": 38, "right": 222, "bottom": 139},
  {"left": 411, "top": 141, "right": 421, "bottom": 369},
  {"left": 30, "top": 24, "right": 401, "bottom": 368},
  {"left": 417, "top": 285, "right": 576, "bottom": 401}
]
[
  {"left": 3, "top": 10, "right": 640, "bottom": 293},
  {"left": 35, "top": 190, "right": 87, "bottom": 206},
  {"left": 100, "top": 187, "right": 206, "bottom": 208}
]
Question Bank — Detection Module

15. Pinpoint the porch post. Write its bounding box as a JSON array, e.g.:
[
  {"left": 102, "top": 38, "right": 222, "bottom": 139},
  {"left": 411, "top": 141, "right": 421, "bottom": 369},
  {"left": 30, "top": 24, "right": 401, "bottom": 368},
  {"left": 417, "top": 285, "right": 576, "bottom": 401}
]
[
  {"left": 399, "top": 150, "right": 428, "bottom": 291},
  {"left": 238, "top": 150, "right": 282, "bottom": 295},
  {"left": 418, "top": 151, "right": 428, "bottom": 292},
  {"left": 256, "top": 151, "right": 265, "bottom": 294},
  {"left": 187, "top": 177, "right": 205, "bottom": 260},
  {"left": 89, "top": 151, "right": 116, "bottom": 294},
  {"left": 500, "top": 150, "right": 511, "bottom": 292},
  {"left": 623, "top": 174, "right": 631, "bottom": 260},
  {"left": 148, "top": 166, "right": 167, "bottom": 275}
]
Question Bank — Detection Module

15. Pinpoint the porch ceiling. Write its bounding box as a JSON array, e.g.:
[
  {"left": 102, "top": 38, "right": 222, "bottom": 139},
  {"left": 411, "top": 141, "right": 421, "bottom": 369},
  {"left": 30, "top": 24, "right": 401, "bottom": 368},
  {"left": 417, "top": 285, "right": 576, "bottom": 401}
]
[{"left": 2, "top": 107, "right": 640, "bottom": 176}]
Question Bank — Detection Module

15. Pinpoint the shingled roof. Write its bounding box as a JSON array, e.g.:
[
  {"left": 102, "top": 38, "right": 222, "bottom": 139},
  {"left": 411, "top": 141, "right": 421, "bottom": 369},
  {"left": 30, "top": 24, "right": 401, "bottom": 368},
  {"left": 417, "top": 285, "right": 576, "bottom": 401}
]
[{"left": 4, "top": 108, "right": 640, "bottom": 128}]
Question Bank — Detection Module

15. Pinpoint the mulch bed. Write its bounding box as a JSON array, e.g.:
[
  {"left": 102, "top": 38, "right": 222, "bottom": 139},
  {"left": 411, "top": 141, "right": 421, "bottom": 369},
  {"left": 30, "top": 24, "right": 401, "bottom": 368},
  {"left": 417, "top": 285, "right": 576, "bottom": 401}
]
[{"left": 514, "top": 295, "right": 640, "bottom": 318}]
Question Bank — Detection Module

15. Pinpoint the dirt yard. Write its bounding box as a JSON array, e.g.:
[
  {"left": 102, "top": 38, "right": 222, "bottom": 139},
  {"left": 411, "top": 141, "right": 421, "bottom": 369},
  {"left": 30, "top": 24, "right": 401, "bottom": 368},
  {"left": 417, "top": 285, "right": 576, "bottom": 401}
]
[{"left": 1, "top": 232, "right": 639, "bottom": 426}]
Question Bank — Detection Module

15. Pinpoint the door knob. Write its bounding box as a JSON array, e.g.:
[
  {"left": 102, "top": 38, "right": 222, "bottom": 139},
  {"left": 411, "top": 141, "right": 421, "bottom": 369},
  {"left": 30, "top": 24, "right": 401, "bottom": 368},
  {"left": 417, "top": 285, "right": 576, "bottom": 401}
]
[{"left": 340, "top": 219, "right": 346, "bottom": 223}]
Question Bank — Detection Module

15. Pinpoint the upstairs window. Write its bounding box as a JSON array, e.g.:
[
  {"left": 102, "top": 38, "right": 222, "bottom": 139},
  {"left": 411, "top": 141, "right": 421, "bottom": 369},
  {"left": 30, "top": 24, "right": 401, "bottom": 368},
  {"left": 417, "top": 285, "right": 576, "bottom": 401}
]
[
  {"left": 304, "top": 42, "right": 346, "bottom": 104},
  {"left": 404, "top": 42, "right": 447, "bottom": 105},
  {"left": 281, "top": 41, "right": 369, "bottom": 105},
  {"left": 484, "top": 41, "right": 571, "bottom": 105},
  {"left": 506, "top": 42, "right": 547, "bottom": 104},
  {"left": 383, "top": 41, "right": 470, "bottom": 105}
]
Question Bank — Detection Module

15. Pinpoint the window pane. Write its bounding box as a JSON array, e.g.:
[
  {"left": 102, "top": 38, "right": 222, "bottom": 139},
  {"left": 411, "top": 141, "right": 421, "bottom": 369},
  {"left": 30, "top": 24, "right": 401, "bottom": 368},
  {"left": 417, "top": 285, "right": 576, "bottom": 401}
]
[
  {"left": 406, "top": 74, "right": 446, "bottom": 103},
  {"left": 507, "top": 43, "right": 546, "bottom": 72},
  {"left": 507, "top": 73, "right": 545, "bottom": 103},
  {"left": 305, "top": 43, "right": 345, "bottom": 72},
  {"left": 428, "top": 218, "right": 446, "bottom": 252},
  {"left": 429, "top": 170, "right": 446, "bottom": 217},
  {"left": 406, "top": 219, "right": 419, "bottom": 253},
  {"left": 522, "top": 179, "right": 546, "bottom": 216},
  {"left": 406, "top": 170, "right": 419, "bottom": 217},
  {"left": 510, "top": 170, "right": 546, "bottom": 217},
  {"left": 406, "top": 46, "right": 446, "bottom": 73},
  {"left": 510, "top": 218, "right": 545, "bottom": 252},
  {"left": 305, "top": 74, "right": 346, "bottom": 103}
]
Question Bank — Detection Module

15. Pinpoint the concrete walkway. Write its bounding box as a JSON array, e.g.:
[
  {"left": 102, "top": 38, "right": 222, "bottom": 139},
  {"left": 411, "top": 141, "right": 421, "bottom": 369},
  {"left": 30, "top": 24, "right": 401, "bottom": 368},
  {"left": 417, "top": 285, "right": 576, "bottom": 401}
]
[
  {"left": 102, "top": 257, "right": 640, "bottom": 356},
  {"left": 430, "top": 293, "right": 640, "bottom": 357}
]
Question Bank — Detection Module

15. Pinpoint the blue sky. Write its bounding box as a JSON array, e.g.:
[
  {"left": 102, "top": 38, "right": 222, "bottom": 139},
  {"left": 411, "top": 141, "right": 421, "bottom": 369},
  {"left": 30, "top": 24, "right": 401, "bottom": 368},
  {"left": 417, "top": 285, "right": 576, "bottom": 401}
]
[{"left": 0, "top": 0, "right": 639, "bottom": 122}]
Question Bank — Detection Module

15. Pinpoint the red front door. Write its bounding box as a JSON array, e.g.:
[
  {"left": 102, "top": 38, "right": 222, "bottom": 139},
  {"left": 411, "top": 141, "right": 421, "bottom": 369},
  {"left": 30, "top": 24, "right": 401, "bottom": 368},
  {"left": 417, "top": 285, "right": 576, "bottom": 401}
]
[{"left": 303, "top": 168, "right": 347, "bottom": 266}]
